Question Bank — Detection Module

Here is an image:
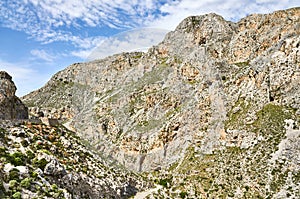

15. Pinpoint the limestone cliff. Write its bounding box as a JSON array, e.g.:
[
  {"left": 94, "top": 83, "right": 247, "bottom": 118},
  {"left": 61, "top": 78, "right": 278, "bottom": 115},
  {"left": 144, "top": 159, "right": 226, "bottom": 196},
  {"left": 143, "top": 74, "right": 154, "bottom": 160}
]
[
  {"left": 22, "top": 8, "right": 300, "bottom": 198},
  {"left": 0, "top": 71, "right": 28, "bottom": 120}
]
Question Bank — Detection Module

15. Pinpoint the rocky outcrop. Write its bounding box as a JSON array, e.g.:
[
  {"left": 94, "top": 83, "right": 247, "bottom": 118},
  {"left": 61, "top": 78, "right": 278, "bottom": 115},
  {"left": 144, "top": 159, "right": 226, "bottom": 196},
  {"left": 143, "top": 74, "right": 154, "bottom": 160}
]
[
  {"left": 0, "top": 71, "right": 28, "bottom": 120},
  {"left": 22, "top": 8, "right": 300, "bottom": 198},
  {"left": 0, "top": 121, "right": 151, "bottom": 198}
]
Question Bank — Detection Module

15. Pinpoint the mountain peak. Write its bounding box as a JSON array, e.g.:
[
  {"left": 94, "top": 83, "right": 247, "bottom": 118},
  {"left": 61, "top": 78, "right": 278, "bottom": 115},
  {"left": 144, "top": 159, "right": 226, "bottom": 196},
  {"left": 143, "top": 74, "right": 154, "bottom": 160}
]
[
  {"left": 175, "top": 13, "right": 229, "bottom": 31},
  {"left": 19, "top": 8, "right": 300, "bottom": 198},
  {"left": 0, "top": 71, "right": 13, "bottom": 80}
]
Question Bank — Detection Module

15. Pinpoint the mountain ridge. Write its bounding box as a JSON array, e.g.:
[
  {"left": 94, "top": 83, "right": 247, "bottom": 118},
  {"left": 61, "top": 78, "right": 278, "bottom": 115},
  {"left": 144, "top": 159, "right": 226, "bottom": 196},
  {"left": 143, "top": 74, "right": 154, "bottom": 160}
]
[{"left": 17, "top": 7, "right": 300, "bottom": 198}]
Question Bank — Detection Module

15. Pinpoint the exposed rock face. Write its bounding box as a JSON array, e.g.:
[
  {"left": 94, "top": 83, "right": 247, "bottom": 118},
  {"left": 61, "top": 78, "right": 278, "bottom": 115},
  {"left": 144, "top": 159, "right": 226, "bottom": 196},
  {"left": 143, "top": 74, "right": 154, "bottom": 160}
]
[
  {"left": 0, "top": 71, "right": 28, "bottom": 120},
  {"left": 22, "top": 8, "right": 300, "bottom": 198}
]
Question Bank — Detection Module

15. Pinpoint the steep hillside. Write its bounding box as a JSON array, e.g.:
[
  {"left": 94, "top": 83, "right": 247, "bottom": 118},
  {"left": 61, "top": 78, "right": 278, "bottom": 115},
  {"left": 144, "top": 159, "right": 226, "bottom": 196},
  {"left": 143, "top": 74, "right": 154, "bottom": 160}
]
[
  {"left": 0, "top": 73, "right": 151, "bottom": 198},
  {"left": 0, "top": 120, "right": 150, "bottom": 198},
  {"left": 22, "top": 8, "right": 300, "bottom": 198}
]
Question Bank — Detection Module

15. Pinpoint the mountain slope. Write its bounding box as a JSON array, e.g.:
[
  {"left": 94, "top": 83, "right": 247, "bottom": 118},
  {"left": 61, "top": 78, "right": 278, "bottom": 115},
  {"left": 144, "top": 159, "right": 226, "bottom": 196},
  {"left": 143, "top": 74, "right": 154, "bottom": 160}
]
[
  {"left": 22, "top": 7, "right": 300, "bottom": 198},
  {"left": 0, "top": 120, "right": 150, "bottom": 198}
]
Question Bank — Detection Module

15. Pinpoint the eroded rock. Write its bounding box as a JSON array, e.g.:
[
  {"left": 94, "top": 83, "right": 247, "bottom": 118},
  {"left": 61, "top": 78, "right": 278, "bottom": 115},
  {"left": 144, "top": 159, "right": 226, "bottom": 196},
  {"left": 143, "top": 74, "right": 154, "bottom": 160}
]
[{"left": 0, "top": 71, "right": 28, "bottom": 120}]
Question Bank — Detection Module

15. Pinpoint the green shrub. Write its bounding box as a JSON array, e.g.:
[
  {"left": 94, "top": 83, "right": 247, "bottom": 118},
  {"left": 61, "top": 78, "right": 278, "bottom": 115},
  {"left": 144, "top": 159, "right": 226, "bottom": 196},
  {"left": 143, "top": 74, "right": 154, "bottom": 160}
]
[
  {"left": 157, "top": 178, "right": 172, "bottom": 188},
  {"left": 9, "top": 169, "right": 20, "bottom": 181},
  {"left": 32, "top": 158, "right": 48, "bottom": 170},
  {"left": 26, "top": 150, "right": 35, "bottom": 161},
  {"left": 51, "top": 184, "right": 58, "bottom": 191},
  {"left": 21, "top": 140, "right": 29, "bottom": 147},
  {"left": 31, "top": 171, "right": 38, "bottom": 179},
  {"left": 9, "top": 180, "right": 18, "bottom": 189},
  {"left": 234, "top": 61, "right": 249, "bottom": 67},
  {"left": 20, "top": 177, "right": 32, "bottom": 188},
  {"left": 12, "top": 191, "right": 21, "bottom": 199},
  {"left": 8, "top": 152, "right": 26, "bottom": 166},
  {"left": 180, "top": 191, "right": 188, "bottom": 198},
  {"left": 0, "top": 180, "right": 5, "bottom": 193},
  {"left": 13, "top": 157, "right": 23, "bottom": 166},
  {"left": 0, "top": 146, "right": 6, "bottom": 156}
]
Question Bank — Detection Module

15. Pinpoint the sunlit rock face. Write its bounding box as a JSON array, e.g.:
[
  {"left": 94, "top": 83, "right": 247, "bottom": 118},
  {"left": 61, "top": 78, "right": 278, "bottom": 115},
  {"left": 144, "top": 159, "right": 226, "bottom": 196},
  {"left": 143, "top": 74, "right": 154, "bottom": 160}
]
[
  {"left": 0, "top": 71, "right": 28, "bottom": 120},
  {"left": 22, "top": 7, "right": 300, "bottom": 198},
  {"left": 24, "top": 7, "right": 300, "bottom": 172}
]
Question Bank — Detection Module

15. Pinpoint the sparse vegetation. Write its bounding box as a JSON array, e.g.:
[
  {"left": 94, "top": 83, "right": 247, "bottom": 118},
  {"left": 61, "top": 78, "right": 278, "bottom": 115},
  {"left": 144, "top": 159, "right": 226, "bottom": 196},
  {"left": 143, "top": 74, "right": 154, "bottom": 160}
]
[
  {"left": 234, "top": 61, "right": 250, "bottom": 67},
  {"left": 0, "top": 121, "right": 150, "bottom": 198},
  {"left": 4, "top": 7, "right": 300, "bottom": 199}
]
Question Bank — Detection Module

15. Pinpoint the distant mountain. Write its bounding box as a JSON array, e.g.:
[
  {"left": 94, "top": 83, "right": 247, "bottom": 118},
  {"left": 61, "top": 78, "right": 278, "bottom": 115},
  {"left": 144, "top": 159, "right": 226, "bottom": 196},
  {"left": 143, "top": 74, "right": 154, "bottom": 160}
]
[{"left": 17, "top": 7, "right": 300, "bottom": 198}]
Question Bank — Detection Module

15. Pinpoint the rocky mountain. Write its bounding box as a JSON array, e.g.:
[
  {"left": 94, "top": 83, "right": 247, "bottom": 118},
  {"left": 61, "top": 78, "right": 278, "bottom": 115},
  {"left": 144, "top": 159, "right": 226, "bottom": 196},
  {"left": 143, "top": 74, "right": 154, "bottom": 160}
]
[
  {"left": 18, "top": 7, "right": 300, "bottom": 198},
  {"left": 0, "top": 71, "right": 28, "bottom": 120},
  {"left": 0, "top": 73, "right": 151, "bottom": 198}
]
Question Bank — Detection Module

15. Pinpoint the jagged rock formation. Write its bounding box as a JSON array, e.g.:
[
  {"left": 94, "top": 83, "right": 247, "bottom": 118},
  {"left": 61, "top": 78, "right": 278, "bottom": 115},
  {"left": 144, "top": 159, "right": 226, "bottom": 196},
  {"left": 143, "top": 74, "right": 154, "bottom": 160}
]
[
  {"left": 0, "top": 71, "right": 28, "bottom": 120},
  {"left": 22, "top": 8, "right": 300, "bottom": 198}
]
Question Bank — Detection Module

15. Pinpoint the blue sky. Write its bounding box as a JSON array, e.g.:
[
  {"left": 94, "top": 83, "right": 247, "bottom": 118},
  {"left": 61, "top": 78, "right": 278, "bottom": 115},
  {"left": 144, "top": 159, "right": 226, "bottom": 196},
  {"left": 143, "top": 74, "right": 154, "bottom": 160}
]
[{"left": 0, "top": 0, "right": 299, "bottom": 96}]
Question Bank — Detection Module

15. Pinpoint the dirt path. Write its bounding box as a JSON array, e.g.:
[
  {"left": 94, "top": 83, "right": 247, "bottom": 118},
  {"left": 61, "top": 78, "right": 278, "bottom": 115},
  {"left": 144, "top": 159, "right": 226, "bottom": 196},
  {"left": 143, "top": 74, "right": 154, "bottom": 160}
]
[{"left": 134, "top": 185, "right": 162, "bottom": 199}]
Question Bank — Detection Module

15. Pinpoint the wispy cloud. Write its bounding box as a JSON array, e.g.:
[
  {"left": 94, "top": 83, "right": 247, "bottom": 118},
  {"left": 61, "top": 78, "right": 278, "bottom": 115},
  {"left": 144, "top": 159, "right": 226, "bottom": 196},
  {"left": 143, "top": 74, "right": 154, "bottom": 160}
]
[
  {"left": 69, "top": 36, "right": 106, "bottom": 49},
  {"left": 69, "top": 36, "right": 107, "bottom": 59},
  {"left": 71, "top": 49, "right": 94, "bottom": 60},
  {"left": 86, "top": 28, "right": 169, "bottom": 61},
  {"left": 148, "top": 0, "right": 300, "bottom": 30},
  {"left": 0, "top": 60, "right": 34, "bottom": 80},
  {"left": 0, "top": 0, "right": 171, "bottom": 45},
  {"left": 1, "top": 0, "right": 298, "bottom": 50},
  {"left": 30, "top": 49, "right": 55, "bottom": 62},
  {"left": 0, "top": 59, "right": 44, "bottom": 96}
]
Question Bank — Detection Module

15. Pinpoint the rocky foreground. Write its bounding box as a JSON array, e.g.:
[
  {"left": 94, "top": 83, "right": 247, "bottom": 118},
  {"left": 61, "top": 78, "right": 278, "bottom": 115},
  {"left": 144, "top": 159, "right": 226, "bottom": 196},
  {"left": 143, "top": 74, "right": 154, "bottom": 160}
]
[
  {"left": 1, "top": 7, "right": 300, "bottom": 198},
  {"left": 0, "top": 120, "right": 152, "bottom": 198}
]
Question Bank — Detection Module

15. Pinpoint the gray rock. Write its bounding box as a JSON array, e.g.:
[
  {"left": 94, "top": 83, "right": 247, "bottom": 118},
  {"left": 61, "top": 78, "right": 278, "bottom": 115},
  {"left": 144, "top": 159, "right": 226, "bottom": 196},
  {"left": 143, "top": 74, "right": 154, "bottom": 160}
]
[
  {"left": 22, "top": 7, "right": 300, "bottom": 182},
  {"left": 44, "top": 159, "right": 67, "bottom": 176},
  {"left": 0, "top": 71, "right": 28, "bottom": 120}
]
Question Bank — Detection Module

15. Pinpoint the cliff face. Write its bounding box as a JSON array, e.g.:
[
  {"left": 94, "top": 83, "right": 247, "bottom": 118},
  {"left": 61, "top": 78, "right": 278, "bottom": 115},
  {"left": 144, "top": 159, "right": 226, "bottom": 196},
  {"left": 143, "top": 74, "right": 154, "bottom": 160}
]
[
  {"left": 22, "top": 8, "right": 300, "bottom": 198},
  {"left": 0, "top": 71, "right": 28, "bottom": 120}
]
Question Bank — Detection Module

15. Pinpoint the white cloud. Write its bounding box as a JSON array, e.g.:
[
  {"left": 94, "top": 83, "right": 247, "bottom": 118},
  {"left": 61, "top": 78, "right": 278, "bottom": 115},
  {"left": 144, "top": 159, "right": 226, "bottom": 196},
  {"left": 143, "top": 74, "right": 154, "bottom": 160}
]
[
  {"left": 2, "top": 0, "right": 298, "bottom": 50},
  {"left": 0, "top": 61, "right": 34, "bottom": 80},
  {"left": 70, "top": 28, "right": 170, "bottom": 60},
  {"left": 86, "top": 28, "right": 169, "bottom": 61},
  {"left": 255, "top": 0, "right": 277, "bottom": 3},
  {"left": 147, "top": 0, "right": 300, "bottom": 30},
  {"left": 71, "top": 50, "right": 94, "bottom": 60},
  {"left": 69, "top": 36, "right": 106, "bottom": 49},
  {"left": 30, "top": 49, "right": 55, "bottom": 62},
  {"left": 0, "top": 0, "right": 172, "bottom": 45},
  {"left": 69, "top": 36, "right": 107, "bottom": 59},
  {"left": 0, "top": 59, "right": 45, "bottom": 96}
]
